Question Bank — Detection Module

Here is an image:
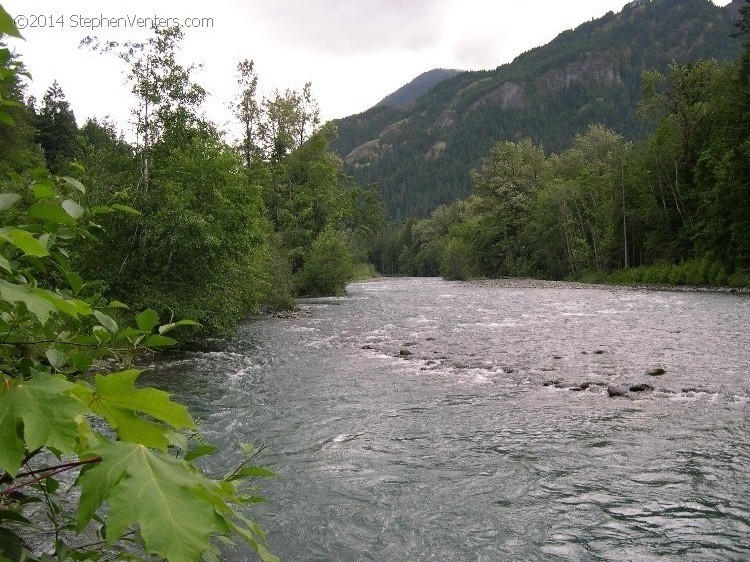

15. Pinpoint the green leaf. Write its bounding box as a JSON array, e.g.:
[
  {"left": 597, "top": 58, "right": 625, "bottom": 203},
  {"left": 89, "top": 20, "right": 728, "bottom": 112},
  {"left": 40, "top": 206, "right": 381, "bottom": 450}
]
[
  {"left": 0, "top": 375, "right": 89, "bottom": 476},
  {"left": 158, "top": 319, "right": 201, "bottom": 334},
  {"left": 0, "top": 509, "right": 31, "bottom": 525},
  {"left": 0, "top": 111, "right": 14, "bottom": 126},
  {"left": 184, "top": 444, "right": 217, "bottom": 461},
  {"left": 68, "top": 351, "right": 93, "bottom": 373},
  {"left": 227, "top": 466, "right": 277, "bottom": 481},
  {"left": 45, "top": 348, "right": 68, "bottom": 371},
  {"left": 61, "top": 199, "right": 85, "bottom": 219},
  {"left": 0, "top": 254, "right": 12, "bottom": 273},
  {"left": 65, "top": 271, "right": 83, "bottom": 293},
  {"left": 0, "top": 280, "right": 56, "bottom": 323},
  {"left": 93, "top": 310, "right": 118, "bottom": 333},
  {"left": 114, "top": 326, "right": 145, "bottom": 343},
  {"left": 61, "top": 176, "right": 86, "bottom": 194},
  {"left": 66, "top": 162, "right": 85, "bottom": 174},
  {"left": 0, "top": 192, "right": 20, "bottom": 211},
  {"left": 28, "top": 203, "right": 76, "bottom": 225},
  {"left": 143, "top": 334, "right": 178, "bottom": 348},
  {"left": 32, "top": 181, "right": 55, "bottom": 199},
  {"left": 0, "top": 228, "right": 50, "bottom": 257},
  {"left": 77, "top": 442, "right": 226, "bottom": 561},
  {"left": 107, "top": 300, "right": 129, "bottom": 309},
  {"left": 0, "top": 5, "right": 24, "bottom": 38},
  {"left": 92, "top": 325, "right": 111, "bottom": 343},
  {"left": 0, "top": 527, "right": 24, "bottom": 562},
  {"left": 136, "top": 309, "right": 159, "bottom": 332},
  {"left": 111, "top": 204, "right": 140, "bottom": 215},
  {"left": 89, "top": 370, "right": 195, "bottom": 450}
]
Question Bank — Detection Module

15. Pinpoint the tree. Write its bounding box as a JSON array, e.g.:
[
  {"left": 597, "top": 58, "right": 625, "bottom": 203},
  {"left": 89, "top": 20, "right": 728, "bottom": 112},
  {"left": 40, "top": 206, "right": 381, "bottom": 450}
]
[
  {"left": 82, "top": 25, "right": 206, "bottom": 191},
  {"left": 297, "top": 227, "right": 353, "bottom": 296},
  {"left": 233, "top": 59, "right": 262, "bottom": 168},
  {"left": 469, "top": 138, "right": 547, "bottom": 274},
  {"left": 260, "top": 84, "right": 320, "bottom": 161},
  {"left": 0, "top": 36, "right": 45, "bottom": 178},
  {"left": 34, "top": 80, "right": 80, "bottom": 173}
]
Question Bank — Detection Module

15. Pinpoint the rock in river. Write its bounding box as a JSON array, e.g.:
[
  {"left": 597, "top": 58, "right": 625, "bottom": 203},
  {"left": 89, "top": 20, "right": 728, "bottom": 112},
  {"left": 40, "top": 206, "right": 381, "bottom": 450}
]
[
  {"left": 399, "top": 349, "right": 413, "bottom": 357},
  {"left": 645, "top": 367, "right": 666, "bottom": 376},
  {"left": 607, "top": 384, "right": 628, "bottom": 397},
  {"left": 629, "top": 383, "right": 654, "bottom": 392}
]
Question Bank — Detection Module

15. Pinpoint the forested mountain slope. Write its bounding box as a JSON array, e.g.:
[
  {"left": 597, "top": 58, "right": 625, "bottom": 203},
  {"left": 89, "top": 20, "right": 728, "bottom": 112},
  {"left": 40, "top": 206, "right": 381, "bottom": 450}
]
[
  {"left": 331, "top": 0, "right": 743, "bottom": 221},
  {"left": 375, "top": 68, "right": 463, "bottom": 110}
]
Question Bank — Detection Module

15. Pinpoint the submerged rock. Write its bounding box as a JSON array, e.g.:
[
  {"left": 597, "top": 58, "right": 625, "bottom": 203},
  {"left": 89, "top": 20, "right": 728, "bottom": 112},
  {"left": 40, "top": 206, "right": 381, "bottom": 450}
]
[
  {"left": 554, "top": 382, "right": 577, "bottom": 389},
  {"left": 629, "top": 383, "right": 654, "bottom": 392},
  {"left": 362, "top": 344, "right": 374, "bottom": 350},
  {"left": 399, "top": 349, "right": 413, "bottom": 357},
  {"left": 646, "top": 367, "right": 666, "bottom": 376},
  {"left": 543, "top": 379, "right": 562, "bottom": 387},
  {"left": 607, "top": 384, "right": 628, "bottom": 397}
]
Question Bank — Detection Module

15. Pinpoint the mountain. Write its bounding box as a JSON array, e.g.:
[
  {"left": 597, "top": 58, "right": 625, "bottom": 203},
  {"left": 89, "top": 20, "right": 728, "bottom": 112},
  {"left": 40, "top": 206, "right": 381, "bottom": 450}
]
[
  {"left": 331, "top": 0, "right": 743, "bottom": 222},
  {"left": 376, "top": 68, "right": 464, "bottom": 110}
]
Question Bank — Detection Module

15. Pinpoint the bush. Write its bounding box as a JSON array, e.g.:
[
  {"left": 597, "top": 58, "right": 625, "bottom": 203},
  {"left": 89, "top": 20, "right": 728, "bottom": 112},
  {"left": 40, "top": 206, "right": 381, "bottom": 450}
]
[
  {"left": 728, "top": 270, "right": 750, "bottom": 288},
  {"left": 441, "top": 238, "right": 471, "bottom": 280},
  {"left": 297, "top": 228, "right": 354, "bottom": 296}
]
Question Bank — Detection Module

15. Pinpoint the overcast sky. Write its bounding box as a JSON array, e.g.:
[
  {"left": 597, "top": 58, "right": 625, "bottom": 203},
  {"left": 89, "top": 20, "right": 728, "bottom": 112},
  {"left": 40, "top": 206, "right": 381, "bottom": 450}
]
[{"left": 4, "top": 0, "right": 733, "bottom": 137}]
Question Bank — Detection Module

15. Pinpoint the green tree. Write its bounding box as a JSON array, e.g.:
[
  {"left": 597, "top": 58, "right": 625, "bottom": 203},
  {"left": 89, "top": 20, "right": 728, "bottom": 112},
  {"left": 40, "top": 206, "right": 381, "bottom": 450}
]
[
  {"left": 469, "top": 138, "right": 547, "bottom": 274},
  {"left": 298, "top": 227, "right": 354, "bottom": 296},
  {"left": 33, "top": 81, "right": 80, "bottom": 173},
  {"left": 233, "top": 59, "right": 262, "bottom": 168},
  {"left": 0, "top": 37, "right": 44, "bottom": 178}
]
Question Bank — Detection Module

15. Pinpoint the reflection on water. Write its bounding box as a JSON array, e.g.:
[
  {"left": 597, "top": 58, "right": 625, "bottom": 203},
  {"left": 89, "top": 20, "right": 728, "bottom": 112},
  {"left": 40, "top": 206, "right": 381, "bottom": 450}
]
[{"left": 149, "top": 278, "right": 750, "bottom": 561}]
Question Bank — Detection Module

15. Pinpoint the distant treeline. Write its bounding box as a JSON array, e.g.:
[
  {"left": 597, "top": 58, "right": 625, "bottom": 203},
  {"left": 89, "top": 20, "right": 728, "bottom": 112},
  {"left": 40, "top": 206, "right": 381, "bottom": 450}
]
[{"left": 370, "top": 32, "right": 750, "bottom": 287}]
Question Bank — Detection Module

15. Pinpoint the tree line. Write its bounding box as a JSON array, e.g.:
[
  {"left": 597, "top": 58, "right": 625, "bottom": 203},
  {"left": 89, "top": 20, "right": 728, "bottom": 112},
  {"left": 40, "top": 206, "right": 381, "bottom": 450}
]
[{"left": 2, "top": 25, "right": 384, "bottom": 338}]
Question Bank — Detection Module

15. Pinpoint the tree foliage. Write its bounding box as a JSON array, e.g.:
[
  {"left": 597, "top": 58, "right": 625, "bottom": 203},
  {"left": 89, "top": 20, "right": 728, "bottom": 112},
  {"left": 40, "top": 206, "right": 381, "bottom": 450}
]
[
  {"left": 0, "top": 8, "right": 388, "bottom": 561},
  {"left": 0, "top": 169, "right": 276, "bottom": 560}
]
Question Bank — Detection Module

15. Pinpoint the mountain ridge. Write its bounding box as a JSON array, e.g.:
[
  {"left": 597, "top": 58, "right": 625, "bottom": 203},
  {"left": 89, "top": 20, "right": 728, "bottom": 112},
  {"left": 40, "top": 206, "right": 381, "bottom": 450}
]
[
  {"left": 376, "top": 68, "right": 464, "bottom": 110},
  {"left": 331, "top": 0, "right": 743, "bottom": 221}
]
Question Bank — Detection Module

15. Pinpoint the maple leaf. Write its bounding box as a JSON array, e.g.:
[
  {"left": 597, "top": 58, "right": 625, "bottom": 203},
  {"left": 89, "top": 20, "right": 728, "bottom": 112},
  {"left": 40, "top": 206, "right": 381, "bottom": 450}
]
[
  {"left": 0, "top": 375, "right": 89, "bottom": 476},
  {"left": 77, "top": 441, "right": 228, "bottom": 561},
  {"left": 88, "top": 370, "right": 196, "bottom": 450}
]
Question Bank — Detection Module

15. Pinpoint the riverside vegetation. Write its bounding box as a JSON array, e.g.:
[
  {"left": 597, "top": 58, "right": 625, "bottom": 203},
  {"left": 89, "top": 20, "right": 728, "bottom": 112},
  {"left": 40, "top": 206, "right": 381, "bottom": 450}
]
[
  {"left": 370, "top": 1, "right": 750, "bottom": 289},
  {"left": 0, "top": 6, "right": 383, "bottom": 561}
]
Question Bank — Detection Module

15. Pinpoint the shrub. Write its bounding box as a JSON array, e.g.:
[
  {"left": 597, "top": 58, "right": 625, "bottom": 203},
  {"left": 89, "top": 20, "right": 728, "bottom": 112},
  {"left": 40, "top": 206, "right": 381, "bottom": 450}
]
[{"left": 297, "top": 228, "right": 354, "bottom": 296}]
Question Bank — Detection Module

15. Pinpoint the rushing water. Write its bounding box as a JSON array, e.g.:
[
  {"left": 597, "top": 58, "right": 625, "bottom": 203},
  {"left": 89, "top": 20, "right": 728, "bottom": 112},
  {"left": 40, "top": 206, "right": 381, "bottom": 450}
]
[{"left": 148, "top": 278, "right": 750, "bottom": 561}]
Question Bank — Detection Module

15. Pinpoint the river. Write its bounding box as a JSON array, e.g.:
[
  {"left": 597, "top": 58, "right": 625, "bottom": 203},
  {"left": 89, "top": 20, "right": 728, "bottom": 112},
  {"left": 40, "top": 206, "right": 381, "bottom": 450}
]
[{"left": 147, "top": 278, "right": 750, "bottom": 561}]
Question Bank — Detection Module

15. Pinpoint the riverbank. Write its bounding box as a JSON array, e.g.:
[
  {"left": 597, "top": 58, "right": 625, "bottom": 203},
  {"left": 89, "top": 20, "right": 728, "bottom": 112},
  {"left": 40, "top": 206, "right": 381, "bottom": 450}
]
[{"left": 468, "top": 277, "right": 750, "bottom": 293}]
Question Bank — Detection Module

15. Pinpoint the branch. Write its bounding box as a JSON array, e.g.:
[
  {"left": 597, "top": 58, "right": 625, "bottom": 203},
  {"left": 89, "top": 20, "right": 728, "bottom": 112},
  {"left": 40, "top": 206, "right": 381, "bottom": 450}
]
[{"left": 1, "top": 456, "right": 102, "bottom": 496}]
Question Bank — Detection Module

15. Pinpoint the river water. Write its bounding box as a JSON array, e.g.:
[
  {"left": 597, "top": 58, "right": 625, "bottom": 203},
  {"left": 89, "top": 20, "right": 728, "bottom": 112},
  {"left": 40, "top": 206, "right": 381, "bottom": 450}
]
[{"left": 148, "top": 278, "right": 750, "bottom": 561}]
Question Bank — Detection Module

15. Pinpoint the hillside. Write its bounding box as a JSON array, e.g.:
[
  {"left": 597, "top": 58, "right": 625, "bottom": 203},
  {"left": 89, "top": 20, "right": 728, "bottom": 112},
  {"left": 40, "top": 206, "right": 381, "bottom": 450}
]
[
  {"left": 376, "top": 68, "right": 464, "bottom": 110},
  {"left": 331, "top": 0, "right": 743, "bottom": 221}
]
